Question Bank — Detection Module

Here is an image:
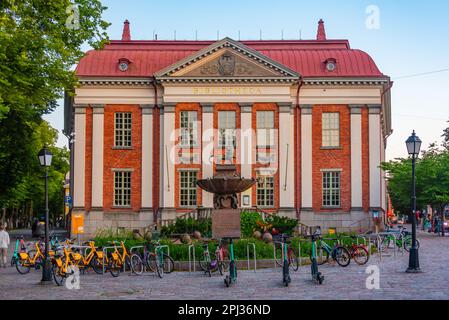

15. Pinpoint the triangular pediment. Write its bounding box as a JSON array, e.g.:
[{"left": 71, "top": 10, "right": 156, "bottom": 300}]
[{"left": 155, "top": 38, "right": 300, "bottom": 83}]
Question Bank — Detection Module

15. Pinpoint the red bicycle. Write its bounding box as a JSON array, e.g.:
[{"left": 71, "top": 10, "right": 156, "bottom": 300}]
[{"left": 346, "top": 236, "right": 370, "bottom": 265}]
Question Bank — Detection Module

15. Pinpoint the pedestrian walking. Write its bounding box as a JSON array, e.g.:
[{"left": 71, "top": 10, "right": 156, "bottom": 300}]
[{"left": 0, "top": 223, "right": 10, "bottom": 268}]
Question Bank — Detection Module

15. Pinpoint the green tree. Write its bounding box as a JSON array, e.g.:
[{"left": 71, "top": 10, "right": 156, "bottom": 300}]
[{"left": 0, "top": 1, "right": 109, "bottom": 227}]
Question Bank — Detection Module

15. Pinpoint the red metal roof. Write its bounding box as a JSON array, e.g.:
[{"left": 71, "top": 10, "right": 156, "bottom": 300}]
[{"left": 75, "top": 39, "right": 384, "bottom": 78}]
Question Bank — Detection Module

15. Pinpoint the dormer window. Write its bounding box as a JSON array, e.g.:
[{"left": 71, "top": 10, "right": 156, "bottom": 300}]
[
  {"left": 118, "top": 58, "right": 131, "bottom": 72},
  {"left": 325, "top": 58, "right": 337, "bottom": 72}
]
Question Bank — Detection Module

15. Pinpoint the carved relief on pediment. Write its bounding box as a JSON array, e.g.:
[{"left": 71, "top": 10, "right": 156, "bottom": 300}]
[{"left": 183, "top": 51, "right": 280, "bottom": 77}]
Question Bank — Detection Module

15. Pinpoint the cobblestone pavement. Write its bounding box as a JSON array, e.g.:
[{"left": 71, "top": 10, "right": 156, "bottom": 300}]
[{"left": 0, "top": 230, "right": 448, "bottom": 300}]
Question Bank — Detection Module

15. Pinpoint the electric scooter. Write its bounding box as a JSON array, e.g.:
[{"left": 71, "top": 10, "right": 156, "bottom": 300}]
[
  {"left": 309, "top": 228, "right": 324, "bottom": 285},
  {"left": 281, "top": 234, "right": 291, "bottom": 287},
  {"left": 224, "top": 238, "right": 237, "bottom": 287}
]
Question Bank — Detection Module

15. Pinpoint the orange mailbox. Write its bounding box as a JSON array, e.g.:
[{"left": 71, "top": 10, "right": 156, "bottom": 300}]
[{"left": 72, "top": 214, "right": 84, "bottom": 235}]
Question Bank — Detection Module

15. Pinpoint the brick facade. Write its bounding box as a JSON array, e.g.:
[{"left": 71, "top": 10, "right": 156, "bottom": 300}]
[
  {"left": 312, "top": 105, "right": 352, "bottom": 213},
  {"left": 102, "top": 105, "right": 142, "bottom": 213}
]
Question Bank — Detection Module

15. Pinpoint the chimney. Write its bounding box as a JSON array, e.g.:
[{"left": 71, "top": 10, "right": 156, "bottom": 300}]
[
  {"left": 122, "top": 19, "right": 131, "bottom": 41},
  {"left": 316, "top": 19, "right": 326, "bottom": 41}
]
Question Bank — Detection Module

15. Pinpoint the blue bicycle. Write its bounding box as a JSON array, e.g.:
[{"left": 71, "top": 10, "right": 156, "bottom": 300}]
[{"left": 312, "top": 237, "right": 351, "bottom": 267}]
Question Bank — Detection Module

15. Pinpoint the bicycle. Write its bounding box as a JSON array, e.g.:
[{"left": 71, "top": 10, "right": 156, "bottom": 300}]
[
  {"left": 199, "top": 241, "right": 218, "bottom": 277},
  {"left": 10, "top": 235, "right": 29, "bottom": 267},
  {"left": 146, "top": 240, "right": 174, "bottom": 276},
  {"left": 274, "top": 235, "right": 299, "bottom": 272},
  {"left": 344, "top": 236, "right": 370, "bottom": 266},
  {"left": 312, "top": 238, "right": 351, "bottom": 267},
  {"left": 380, "top": 227, "right": 419, "bottom": 252},
  {"left": 15, "top": 239, "right": 54, "bottom": 274},
  {"left": 215, "top": 239, "right": 230, "bottom": 276},
  {"left": 67, "top": 241, "right": 107, "bottom": 274},
  {"left": 51, "top": 245, "right": 77, "bottom": 286},
  {"left": 107, "top": 241, "right": 134, "bottom": 277}
]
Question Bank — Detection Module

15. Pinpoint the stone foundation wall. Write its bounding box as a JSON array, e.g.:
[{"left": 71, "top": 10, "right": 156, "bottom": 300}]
[
  {"left": 73, "top": 209, "right": 154, "bottom": 240},
  {"left": 300, "top": 210, "right": 373, "bottom": 233}
]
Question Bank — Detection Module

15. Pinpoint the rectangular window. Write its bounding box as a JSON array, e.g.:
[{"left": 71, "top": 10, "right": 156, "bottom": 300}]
[
  {"left": 322, "top": 112, "right": 340, "bottom": 147},
  {"left": 179, "top": 171, "right": 198, "bottom": 207},
  {"left": 256, "top": 111, "right": 275, "bottom": 147},
  {"left": 114, "top": 171, "right": 131, "bottom": 207},
  {"left": 257, "top": 174, "right": 275, "bottom": 207},
  {"left": 180, "top": 111, "right": 198, "bottom": 147},
  {"left": 322, "top": 171, "right": 341, "bottom": 207},
  {"left": 218, "top": 111, "right": 236, "bottom": 147},
  {"left": 115, "top": 112, "right": 132, "bottom": 147}
]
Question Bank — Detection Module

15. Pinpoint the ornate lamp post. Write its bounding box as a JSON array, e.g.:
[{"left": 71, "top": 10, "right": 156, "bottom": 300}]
[
  {"left": 38, "top": 147, "right": 53, "bottom": 283},
  {"left": 405, "top": 131, "right": 422, "bottom": 273}
]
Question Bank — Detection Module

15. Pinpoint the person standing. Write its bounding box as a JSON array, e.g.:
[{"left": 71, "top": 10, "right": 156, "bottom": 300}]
[{"left": 0, "top": 223, "right": 10, "bottom": 268}]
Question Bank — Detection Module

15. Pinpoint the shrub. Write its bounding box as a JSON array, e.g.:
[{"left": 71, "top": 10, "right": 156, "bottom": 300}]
[
  {"left": 240, "top": 211, "right": 263, "bottom": 238},
  {"left": 160, "top": 218, "right": 212, "bottom": 238},
  {"left": 265, "top": 215, "right": 298, "bottom": 235}
]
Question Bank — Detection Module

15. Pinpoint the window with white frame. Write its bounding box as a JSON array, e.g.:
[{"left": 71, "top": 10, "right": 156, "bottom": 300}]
[
  {"left": 218, "top": 111, "right": 236, "bottom": 147},
  {"left": 322, "top": 171, "right": 341, "bottom": 207},
  {"left": 180, "top": 111, "right": 198, "bottom": 147},
  {"left": 180, "top": 171, "right": 198, "bottom": 207},
  {"left": 114, "top": 171, "right": 131, "bottom": 207},
  {"left": 115, "top": 112, "right": 132, "bottom": 147},
  {"left": 322, "top": 112, "right": 340, "bottom": 147},
  {"left": 256, "top": 111, "right": 275, "bottom": 147},
  {"left": 257, "top": 174, "right": 275, "bottom": 207}
]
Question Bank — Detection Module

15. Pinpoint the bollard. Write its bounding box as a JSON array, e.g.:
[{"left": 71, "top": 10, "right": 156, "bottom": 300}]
[
  {"left": 188, "top": 244, "right": 196, "bottom": 273},
  {"left": 246, "top": 242, "right": 256, "bottom": 272}
]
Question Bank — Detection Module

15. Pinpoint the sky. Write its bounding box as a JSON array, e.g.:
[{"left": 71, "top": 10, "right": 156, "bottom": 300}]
[{"left": 45, "top": 0, "right": 449, "bottom": 160}]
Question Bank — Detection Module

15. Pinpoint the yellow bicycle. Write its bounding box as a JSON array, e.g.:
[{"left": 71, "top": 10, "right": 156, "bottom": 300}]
[
  {"left": 107, "top": 241, "right": 136, "bottom": 277},
  {"left": 15, "top": 240, "right": 55, "bottom": 274},
  {"left": 52, "top": 245, "right": 76, "bottom": 286}
]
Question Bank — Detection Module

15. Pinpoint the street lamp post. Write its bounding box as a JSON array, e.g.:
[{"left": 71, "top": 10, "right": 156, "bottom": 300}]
[
  {"left": 405, "top": 131, "right": 422, "bottom": 273},
  {"left": 38, "top": 147, "right": 53, "bottom": 283}
]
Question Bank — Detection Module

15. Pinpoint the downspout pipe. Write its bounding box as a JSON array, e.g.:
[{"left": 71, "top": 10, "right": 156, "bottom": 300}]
[
  {"left": 150, "top": 77, "right": 160, "bottom": 224},
  {"left": 295, "top": 79, "right": 303, "bottom": 220}
]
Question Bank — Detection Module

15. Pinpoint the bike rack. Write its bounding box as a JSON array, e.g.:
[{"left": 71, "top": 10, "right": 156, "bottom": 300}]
[
  {"left": 298, "top": 240, "right": 302, "bottom": 267},
  {"left": 246, "top": 242, "right": 256, "bottom": 272},
  {"left": 129, "top": 245, "right": 144, "bottom": 275},
  {"left": 155, "top": 245, "right": 170, "bottom": 257},
  {"left": 188, "top": 244, "right": 196, "bottom": 274},
  {"left": 102, "top": 246, "right": 116, "bottom": 274}
]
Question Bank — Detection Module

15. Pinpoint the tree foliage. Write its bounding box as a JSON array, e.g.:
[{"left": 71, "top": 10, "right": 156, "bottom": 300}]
[
  {"left": 382, "top": 127, "right": 449, "bottom": 219},
  {"left": 0, "top": 1, "right": 109, "bottom": 227}
]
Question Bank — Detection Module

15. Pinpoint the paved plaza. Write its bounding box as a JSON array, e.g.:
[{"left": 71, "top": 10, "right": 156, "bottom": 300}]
[{"left": 0, "top": 230, "right": 448, "bottom": 300}]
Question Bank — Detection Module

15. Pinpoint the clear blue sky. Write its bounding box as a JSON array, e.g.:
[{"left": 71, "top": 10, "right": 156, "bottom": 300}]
[{"left": 46, "top": 0, "right": 449, "bottom": 160}]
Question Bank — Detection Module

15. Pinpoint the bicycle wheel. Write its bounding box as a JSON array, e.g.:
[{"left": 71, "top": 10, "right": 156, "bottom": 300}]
[
  {"left": 380, "top": 236, "right": 392, "bottom": 252},
  {"left": 155, "top": 253, "right": 164, "bottom": 278},
  {"left": 352, "top": 246, "right": 369, "bottom": 265},
  {"left": 108, "top": 259, "right": 121, "bottom": 277},
  {"left": 288, "top": 250, "right": 299, "bottom": 271},
  {"left": 15, "top": 258, "right": 31, "bottom": 274},
  {"left": 162, "top": 254, "right": 174, "bottom": 273},
  {"left": 312, "top": 245, "right": 329, "bottom": 266},
  {"left": 199, "top": 253, "right": 211, "bottom": 272},
  {"left": 404, "top": 237, "right": 419, "bottom": 252},
  {"left": 334, "top": 246, "right": 351, "bottom": 267},
  {"left": 90, "top": 255, "right": 105, "bottom": 275},
  {"left": 274, "top": 243, "right": 284, "bottom": 267},
  {"left": 146, "top": 253, "right": 157, "bottom": 273},
  {"left": 130, "top": 254, "right": 144, "bottom": 275}
]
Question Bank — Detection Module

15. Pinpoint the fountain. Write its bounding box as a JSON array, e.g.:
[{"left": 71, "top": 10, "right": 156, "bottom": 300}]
[{"left": 197, "top": 164, "right": 256, "bottom": 239}]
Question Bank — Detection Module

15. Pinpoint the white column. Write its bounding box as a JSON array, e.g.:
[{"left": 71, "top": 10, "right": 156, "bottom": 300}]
[
  {"left": 73, "top": 107, "right": 86, "bottom": 208},
  {"left": 350, "top": 106, "right": 363, "bottom": 208},
  {"left": 91, "top": 106, "right": 104, "bottom": 208},
  {"left": 279, "top": 103, "right": 295, "bottom": 208},
  {"left": 240, "top": 103, "right": 253, "bottom": 207},
  {"left": 369, "top": 106, "right": 382, "bottom": 209},
  {"left": 141, "top": 105, "right": 153, "bottom": 208},
  {"left": 301, "top": 105, "right": 313, "bottom": 209},
  {"left": 162, "top": 104, "right": 176, "bottom": 208},
  {"left": 201, "top": 104, "right": 214, "bottom": 208}
]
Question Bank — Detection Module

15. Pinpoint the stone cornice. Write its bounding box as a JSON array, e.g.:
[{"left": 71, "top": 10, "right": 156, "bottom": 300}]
[{"left": 157, "top": 77, "right": 299, "bottom": 84}]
